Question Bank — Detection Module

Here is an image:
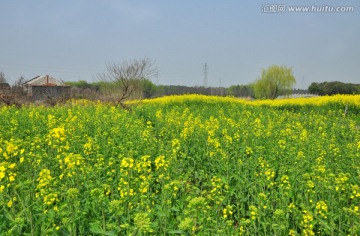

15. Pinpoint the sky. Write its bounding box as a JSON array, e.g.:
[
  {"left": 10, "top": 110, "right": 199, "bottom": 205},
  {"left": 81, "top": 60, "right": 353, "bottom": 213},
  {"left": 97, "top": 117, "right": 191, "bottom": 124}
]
[{"left": 0, "top": 1, "right": 359, "bottom": 89}]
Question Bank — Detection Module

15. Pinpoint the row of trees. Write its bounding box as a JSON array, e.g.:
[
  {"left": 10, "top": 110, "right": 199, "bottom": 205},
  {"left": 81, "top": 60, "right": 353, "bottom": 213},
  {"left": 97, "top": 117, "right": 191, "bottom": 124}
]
[
  {"left": 67, "top": 80, "right": 313, "bottom": 99},
  {"left": 308, "top": 81, "right": 360, "bottom": 95},
  {"left": 57, "top": 63, "right": 360, "bottom": 100},
  {"left": 65, "top": 79, "right": 158, "bottom": 100},
  {"left": 2, "top": 58, "right": 359, "bottom": 105},
  {"left": 66, "top": 63, "right": 298, "bottom": 100},
  {"left": 2, "top": 62, "right": 298, "bottom": 102}
]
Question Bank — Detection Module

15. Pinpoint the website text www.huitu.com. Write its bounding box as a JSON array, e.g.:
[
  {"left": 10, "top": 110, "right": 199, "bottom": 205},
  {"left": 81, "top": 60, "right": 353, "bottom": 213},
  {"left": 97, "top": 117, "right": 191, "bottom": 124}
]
[{"left": 262, "top": 4, "right": 354, "bottom": 13}]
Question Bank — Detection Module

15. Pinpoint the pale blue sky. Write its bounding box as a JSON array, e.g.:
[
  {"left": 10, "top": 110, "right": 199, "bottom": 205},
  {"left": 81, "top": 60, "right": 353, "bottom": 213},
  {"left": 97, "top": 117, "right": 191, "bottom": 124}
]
[{"left": 1, "top": 1, "right": 359, "bottom": 89}]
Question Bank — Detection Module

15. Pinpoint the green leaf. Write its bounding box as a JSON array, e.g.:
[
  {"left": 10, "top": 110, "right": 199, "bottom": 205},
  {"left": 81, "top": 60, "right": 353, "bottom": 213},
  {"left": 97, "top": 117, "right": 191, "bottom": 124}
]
[
  {"left": 171, "top": 206, "right": 180, "bottom": 212},
  {"left": 89, "top": 222, "right": 117, "bottom": 236},
  {"left": 89, "top": 222, "right": 103, "bottom": 234},
  {"left": 3, "top": 210, "right": 14, "bottom": 222},
  {"left": 167, "top": 229, "right": 186, "bottom": 234}
]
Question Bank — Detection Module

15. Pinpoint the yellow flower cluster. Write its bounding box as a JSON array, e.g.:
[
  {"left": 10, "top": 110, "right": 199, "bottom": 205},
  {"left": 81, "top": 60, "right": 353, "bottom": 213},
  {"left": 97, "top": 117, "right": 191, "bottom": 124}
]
[
  {"left": 301, "top": 210, "right": 314, "bottom": 236},
  {"left": 279, "top": 175, "right": 291, "bottom": 191},
  {"left": 48, "top": 127, "right": 66, "bottom": 144},
  {"left": 249, "top": 205, "right": 258, "bottom": 221},
  {"left": 223, "top": 205, "right": 233, "bottom": 219},
  {"left": 315, "top": 201, "right": 328, "bottom": 219}
]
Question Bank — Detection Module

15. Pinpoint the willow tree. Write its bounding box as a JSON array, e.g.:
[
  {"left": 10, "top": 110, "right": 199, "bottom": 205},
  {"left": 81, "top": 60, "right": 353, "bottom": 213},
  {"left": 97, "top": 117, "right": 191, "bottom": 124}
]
[{"left": 254, "top": 65, "right": 296, "bottom": 99}]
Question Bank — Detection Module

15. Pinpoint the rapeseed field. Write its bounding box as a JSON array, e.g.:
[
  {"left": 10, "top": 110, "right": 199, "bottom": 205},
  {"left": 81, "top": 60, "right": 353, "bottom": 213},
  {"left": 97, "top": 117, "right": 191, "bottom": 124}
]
[{"left": 0, "top": 95, "right": 359, "bottom": 235}]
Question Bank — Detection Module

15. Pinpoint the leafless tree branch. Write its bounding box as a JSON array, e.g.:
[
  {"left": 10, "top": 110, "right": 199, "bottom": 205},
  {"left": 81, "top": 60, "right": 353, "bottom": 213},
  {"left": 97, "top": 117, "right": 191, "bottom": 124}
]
[{"left": 98, "top": 57, "right": 157, "bottom": 103}]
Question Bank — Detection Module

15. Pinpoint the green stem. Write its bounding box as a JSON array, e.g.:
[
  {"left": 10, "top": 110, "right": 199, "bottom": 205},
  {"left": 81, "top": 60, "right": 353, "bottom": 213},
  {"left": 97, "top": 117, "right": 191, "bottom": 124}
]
[
  {"left": 14, "top": 190, "right": 35, "bottom": 236},
  {"left": 102, "top": 208, "right": 106, "bottom": 232}
]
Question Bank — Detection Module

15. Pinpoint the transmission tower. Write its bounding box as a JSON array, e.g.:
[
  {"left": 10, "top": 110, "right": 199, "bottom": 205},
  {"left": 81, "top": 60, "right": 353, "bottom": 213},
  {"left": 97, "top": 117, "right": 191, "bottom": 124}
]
[{"left": 203, "top": 63, "right": 208, "bottom": 87}]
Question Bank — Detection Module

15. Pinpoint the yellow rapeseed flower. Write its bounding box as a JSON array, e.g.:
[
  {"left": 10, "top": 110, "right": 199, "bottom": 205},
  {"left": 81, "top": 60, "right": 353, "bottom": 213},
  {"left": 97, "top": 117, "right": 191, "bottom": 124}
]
[{"left": 0, "top": 171, "right": 5, "bottom": 181}]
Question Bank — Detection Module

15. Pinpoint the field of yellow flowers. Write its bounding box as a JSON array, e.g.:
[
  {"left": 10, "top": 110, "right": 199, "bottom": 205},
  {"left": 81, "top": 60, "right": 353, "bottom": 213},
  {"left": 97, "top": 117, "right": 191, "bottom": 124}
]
[{"left": 0, "top": 94, "right": 359, "bottom": 235}]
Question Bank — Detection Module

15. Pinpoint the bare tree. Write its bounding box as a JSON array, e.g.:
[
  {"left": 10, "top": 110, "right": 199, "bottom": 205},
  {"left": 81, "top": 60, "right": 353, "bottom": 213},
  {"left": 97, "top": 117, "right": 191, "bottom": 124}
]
[
  {"left": 11, "top": 76, "right": 26, "bottom": 96},
  {"left": 0, "top": 72, "right": 7, "bottom": 83},
  {"left": 0, "top": 73, "right": 23, "bottom": 107},
  {"left": 99, "top": 57, "right": 157, "bottom": 103}
]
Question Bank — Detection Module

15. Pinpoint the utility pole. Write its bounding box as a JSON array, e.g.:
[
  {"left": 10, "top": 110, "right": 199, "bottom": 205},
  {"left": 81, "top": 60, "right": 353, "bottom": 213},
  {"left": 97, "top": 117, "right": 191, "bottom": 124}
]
[
  {"left": 219, "top": 78, "right": 223, "bottom": 96},
  {"left": 203, "top": 63, "right": 208, "bottom": 87}
]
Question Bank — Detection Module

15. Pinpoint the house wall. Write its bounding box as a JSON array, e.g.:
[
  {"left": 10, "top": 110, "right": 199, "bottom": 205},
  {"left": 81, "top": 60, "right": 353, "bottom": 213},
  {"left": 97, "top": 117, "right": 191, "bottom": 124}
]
[
  {"left": 0, "top": 90, "right": 11, "bottom": 95},
  {"left": 30, "top": 86, "right": 70, "bottom": 100}
]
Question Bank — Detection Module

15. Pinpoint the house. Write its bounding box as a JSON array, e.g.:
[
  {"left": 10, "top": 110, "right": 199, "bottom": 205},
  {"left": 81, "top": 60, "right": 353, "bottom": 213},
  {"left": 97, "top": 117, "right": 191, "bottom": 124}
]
[
  {"left": 22, "top": 75, "right": 70, "bottom": 100},
  {"left": 0, "top": 83, "right": 11, "bottom": 95}
]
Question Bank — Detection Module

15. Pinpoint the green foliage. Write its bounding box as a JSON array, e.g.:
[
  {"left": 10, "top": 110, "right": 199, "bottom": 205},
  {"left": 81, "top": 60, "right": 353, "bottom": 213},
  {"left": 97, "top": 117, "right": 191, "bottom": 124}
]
[
  {"left": 65, "top": 80, "right": 91, "bottom": 89},
  {"left": 65, "top": 80, "right": 103, "bottom": 92},
  {"left": 253, "top": 65, "right": 296, "bottom": 99},
  {"left": 140, "top": 79, "right": 158, "bottom": 98},
  {"left": 157, "top": 85, "right": 226, "bottom": 96},
  {"left": 65, "top": 79, "right": 159, "bottom": 100},
  {"left": 309, "top": 81, "right": 360, "bottom": 95},
  {"left": 227, "top": 84, "right": 253, "bottom": 97},
  {"left": 308, "top": 82, "right": 323, "bottom": 95}
]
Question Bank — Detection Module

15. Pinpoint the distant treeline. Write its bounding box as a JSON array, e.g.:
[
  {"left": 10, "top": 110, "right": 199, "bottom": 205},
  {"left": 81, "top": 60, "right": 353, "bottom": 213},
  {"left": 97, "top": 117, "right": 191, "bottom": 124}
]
[
  {"left": 308, "top": 81, "right": 360, "bottom": 95},
  {"left": 65, "top": 80, "right": 359, "bottom": 100},
  {"left": 156, "top": 85, "right": 227, "bottom": 97}
]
